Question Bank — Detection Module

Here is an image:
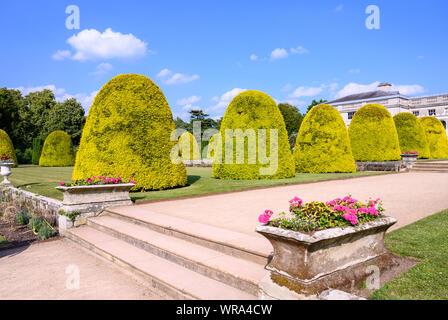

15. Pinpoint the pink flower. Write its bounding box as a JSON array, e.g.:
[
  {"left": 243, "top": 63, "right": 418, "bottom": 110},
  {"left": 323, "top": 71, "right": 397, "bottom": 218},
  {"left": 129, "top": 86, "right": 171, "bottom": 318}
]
[
  {"left": 289, "top": 197, "right": 303, "bottom": 211},
  {"left": 258, "top": 213, "right": 271, "bottom": 224},
  {"left": 60, "top": 182, "right": 65, "bottom": 186},
  {"left": 130, "top": 180, "right": 135, "bottom": 184},
  {"left": 264, "top": 210, "right": 274, "bottom": 215}
]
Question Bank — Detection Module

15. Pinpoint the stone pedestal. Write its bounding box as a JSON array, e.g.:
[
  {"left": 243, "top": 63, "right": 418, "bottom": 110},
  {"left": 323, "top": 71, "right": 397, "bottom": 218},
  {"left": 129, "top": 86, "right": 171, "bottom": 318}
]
[
  {"left": 401, "top": 154, "right": 418, "bottom": 168},
  {"left": 0, "top": 163, "right": 14, "bottom": 187},
  {"left": 256, "top": 216, "right": 397, "bottom": 299}
]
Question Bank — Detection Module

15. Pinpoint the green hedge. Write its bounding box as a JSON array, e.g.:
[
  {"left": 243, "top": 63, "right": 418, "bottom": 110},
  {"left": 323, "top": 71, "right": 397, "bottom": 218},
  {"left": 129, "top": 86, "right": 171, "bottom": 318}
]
[
  {"left": 212, "top": 90, "right": 295, "bottom": 179},
  {"left": 419, "top": 117, "right": 448, "bottom": 159},
  {"left": 72, "top": 74, "right": 187, "bottom": 190},
  {"left": 393, "top": 113, "right": 430, "bottom": 158},
  {"left": 32, "top": 138, "right": 44, "bottom": 165},
  {"left": 0, "top": 129, "right": 18, "bottom": 167},
  {"left": 179, "top": 132, "right": 201, "bottom": 160},
  {"left": 294, "top": 104, "right": 356, "bottom": 173},
  {"left": 39, "top": 131, "right": 75, "bottom": 167},
  {"left": 348, "top": 104, "right": 402, "bottom": 161}
]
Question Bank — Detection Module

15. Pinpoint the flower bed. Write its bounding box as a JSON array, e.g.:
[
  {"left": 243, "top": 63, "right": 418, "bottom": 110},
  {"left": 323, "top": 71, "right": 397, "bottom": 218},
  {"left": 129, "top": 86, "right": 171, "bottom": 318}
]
[
  {"left": 256, "top": 196, "right": 397, "bottom": 299},
  {"left": 259, "top": 196, "right": 383, "bottom": 232},
  {"left": 0, "top": 154, "right": 14, "bottom": 164},
  {"left": 60, "top": 175, "right": 135, "bottom": 187}
]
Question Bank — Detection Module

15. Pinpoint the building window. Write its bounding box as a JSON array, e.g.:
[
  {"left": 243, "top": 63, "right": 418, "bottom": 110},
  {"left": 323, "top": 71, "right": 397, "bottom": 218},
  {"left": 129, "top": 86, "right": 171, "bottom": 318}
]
[
  {"left": 348, "top": 112, "right": 355, "bottom": 120},
  {"left": 413, "top": 111, "right": 420, "bottom": 116},
  {"left": 428, "top": 109, "right": 436, "bottom": 116},
  {"left": 442, "top": 120, "right": 447, "bottom": 130}
]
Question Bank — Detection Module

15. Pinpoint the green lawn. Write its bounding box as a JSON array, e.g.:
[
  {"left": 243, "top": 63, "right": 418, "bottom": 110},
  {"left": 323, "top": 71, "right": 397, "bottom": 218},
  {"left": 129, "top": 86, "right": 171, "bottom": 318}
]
[
  {"left": 370, "top": 209, "right": 448, "bottom": 300},
  {"left": 10, "top": 165, "right": 386, "bottom": 202}
]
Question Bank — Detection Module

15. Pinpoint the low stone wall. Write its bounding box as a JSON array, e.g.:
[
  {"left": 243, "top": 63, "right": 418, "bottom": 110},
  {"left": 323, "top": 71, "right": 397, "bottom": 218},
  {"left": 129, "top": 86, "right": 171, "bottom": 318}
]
[
  {"left": 182, "top": 159, "right": 213, "bottom": 167},
  {"left": 0, "top": 186, "right": 62, "bottom": 226},
  {"left": 356, "top": 161, "right": 407, "bottom": 172}
]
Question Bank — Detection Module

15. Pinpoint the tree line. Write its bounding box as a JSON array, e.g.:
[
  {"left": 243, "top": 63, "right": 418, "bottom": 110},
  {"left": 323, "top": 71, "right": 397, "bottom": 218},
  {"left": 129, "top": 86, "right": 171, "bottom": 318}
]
[{"left": 0, "top": 88, "right": 85, "bottom": 163}]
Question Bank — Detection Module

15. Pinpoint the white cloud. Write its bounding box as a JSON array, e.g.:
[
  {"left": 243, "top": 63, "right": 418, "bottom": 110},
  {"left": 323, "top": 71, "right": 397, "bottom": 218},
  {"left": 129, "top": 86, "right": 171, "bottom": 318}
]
[
  {"left": 335, "top": 4, "right": 344, "bottom": 12},
  {"left": 90, "top": 62, "right": 113, "bottom": 76},
  {"left": 14, "top": 85, "right": 98, "bottom": 111},
  {"left": 156, "top": 69, "right": 199, "bottom": 85},
  {"left": 207, "top": 88, "right": 247, "bottom": 112},
  {"left": 335, "top": 81, "right": 425, "bottom": 98},
  {"left": 280, "top": 99, "right": 307, "bottom": 107},
  {"left": 270, "top": 48, "right": 289, "bottom": 60},
  {"left": 250, "top": 54, "right": 258, "bottom": 61},
  {"left": 177, "top": 95, "right": 202, "bottom": 110},
  {"left": 290, "top": 46, "right": 309, "bottom": 55},
  {"left": 288, "top": 86, "right": 324, "bottom": 98},
  {"left": 52, "top": 50, "right": 72, "bottom": 61},
  {"left": 53, "top": 28, "right": 148, "bottom": 61},
  {"left": 348, "top": 68, "right": 361, "bottom": 74}
]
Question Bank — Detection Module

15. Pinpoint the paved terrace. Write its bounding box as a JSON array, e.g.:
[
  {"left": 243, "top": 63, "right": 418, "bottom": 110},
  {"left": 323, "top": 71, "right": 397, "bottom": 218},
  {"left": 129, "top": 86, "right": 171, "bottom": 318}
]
[{"left": 135, "top": 172, "right": 448, "bottom": 235}]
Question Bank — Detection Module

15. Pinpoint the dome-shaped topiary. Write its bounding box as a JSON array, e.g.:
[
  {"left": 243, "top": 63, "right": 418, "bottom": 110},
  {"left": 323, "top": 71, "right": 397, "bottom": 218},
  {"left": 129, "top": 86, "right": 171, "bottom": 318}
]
[
  {"left": 212, "top": 90, "right": 295, "bottom": 179},
  {"left": 393, "top": 113, "right": 430, "bottom": 159},
  {"left": 294, "top": 104, "right": 356, "bottom": 173},
  {"left": 39, "top": 131, "right": 75, "bottom": 167},
  {"left": 0, "top": 129, "right": 18, "bottom": 167},
  {"left": 348, "top": 104, "right": 402, "bottom": 161},
  {"left": 73, "top": 74, "right": 187, "bottom": 190},
  {"left": 419, "top": 117, "right": 448, "bottom": 159},
  {"left": 178, "top": 132, "right": 201, "bottom": 160}
]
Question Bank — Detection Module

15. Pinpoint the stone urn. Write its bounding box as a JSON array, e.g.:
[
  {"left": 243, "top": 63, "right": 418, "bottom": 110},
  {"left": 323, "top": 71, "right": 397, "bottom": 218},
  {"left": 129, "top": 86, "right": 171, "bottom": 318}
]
[
  {"left": 401, "top": 153, "right": 418, "bottom": 168},
  {"left": 256, "top": 216, "right": 398, "bottom": 299},
  {"left": 0, "top": 162, "right": 14, "bottom": 187}
]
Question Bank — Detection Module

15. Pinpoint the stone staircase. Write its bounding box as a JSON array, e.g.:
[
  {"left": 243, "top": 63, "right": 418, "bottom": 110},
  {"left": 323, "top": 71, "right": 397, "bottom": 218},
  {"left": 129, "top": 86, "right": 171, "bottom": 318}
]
[
  {"left": 410, "top": 161, "right": 448, "bottom": 173},
  {"left": 64, "top": 206, "right": 271, "bottom": 300}
]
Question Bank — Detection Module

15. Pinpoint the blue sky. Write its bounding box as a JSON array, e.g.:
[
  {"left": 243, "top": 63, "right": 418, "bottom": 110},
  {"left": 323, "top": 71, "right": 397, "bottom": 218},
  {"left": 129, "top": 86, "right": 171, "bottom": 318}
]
[{"left": 1, "top": 0, "right": 447, "bottom": 120}]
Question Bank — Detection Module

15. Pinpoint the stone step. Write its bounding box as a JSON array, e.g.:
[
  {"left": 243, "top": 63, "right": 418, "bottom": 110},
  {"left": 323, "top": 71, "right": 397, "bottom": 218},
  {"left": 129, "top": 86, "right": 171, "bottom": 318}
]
[
  {"left": 87, "top": 215, "right": 267, "bottom": 296},
  {"left": 412, "top": 164, "right": 448, "bottom": 169},
  {"left": 104, "top": 206, "right": 272, "bottom": 265},
  {"left": 411, "top": 168, "right": 448, "bottom": 173},
  {"left": 66, "top": 226, "right": 257, "bottom": 300}
]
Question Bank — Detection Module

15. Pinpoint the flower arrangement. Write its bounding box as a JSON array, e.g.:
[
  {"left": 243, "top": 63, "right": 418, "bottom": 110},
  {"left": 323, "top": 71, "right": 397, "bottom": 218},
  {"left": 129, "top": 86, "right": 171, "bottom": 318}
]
[
  {"left": 258, "top": 196, "right": 384, "bottom": 232},
  {"left": 0, "top": 154, "right": 14, "bottom": 164},
  {"left": 401, "top": 151, "right": 419, "bottom": 155},
  {"left": 59, "top": 175, "right": 136, "bottom": 187}
]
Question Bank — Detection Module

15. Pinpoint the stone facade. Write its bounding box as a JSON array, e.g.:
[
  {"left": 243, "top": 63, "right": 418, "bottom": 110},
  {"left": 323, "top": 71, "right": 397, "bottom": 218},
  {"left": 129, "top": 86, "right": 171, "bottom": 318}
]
[{"left": 329, "top": 83, "right": 448, "bottom": 136}]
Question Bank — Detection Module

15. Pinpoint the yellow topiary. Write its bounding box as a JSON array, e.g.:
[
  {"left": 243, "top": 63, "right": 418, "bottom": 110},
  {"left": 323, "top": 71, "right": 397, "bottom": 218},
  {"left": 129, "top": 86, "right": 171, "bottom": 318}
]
[
  {"left": 39, "top": 131, "right": 75, "bottom": 167},
  {"left": 212, "top": 90, "right": 295, "bottom": 180},
  {"left": 393, "top": 113, "right": 430, "bottom": 159},
  {"left": 349, "top": 104, "right": 402, "bottom": 161},
  {"left": 206, "top": 134, "right": 221, "bottom": 160},
  {"left": 0, "top": 129, "right": 18, "bottom": 167},
  {"left": 72, "top": 74, "right": 187, "bottom": 190},
  {"left": 294, "top": 104, "right": 356, "bottom": 173},
  {"left": 178, "top": 132, "right": 201, "bottom": 160},
  {"left": 419, "top": 117, "right": 448, "bottom": 159}
]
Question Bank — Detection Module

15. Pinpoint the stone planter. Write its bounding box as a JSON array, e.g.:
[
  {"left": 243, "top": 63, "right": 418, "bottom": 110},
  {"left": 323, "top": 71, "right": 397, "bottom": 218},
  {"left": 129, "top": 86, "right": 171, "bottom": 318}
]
[
  {"left": 56, "top": 183, "right": 134, "bottom": 233},
  {"left": 401, "top": 154, "right": 418, "bottom": 168},
  {"left": 355, "top": 161, "right": 407, "bottom": 172},
  {"left": 0, "top": 162, "right": 14, "bottom": 187},
  {"left": 183, "top": 159, "right": 213, "bottom": 167},
  {"left": 256, "top": 216, "right": 398, "bottom": 299}
]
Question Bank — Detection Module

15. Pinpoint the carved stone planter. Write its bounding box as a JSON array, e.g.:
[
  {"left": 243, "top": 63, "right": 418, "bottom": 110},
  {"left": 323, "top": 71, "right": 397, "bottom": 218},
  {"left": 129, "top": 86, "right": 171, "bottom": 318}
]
[
  {"left": 0, "top": 162, "right": 14, "bottom": 187},
  {"left": 355, "top": 161, "right": 406, "bottom": 172},
  {"left": 56, "top": 183, "right": 134, "bottom": 233},
  {"left": 401, "top": 154, "right": 418, "bottom": 168},
  {"left": 256, "top": 216, "right": 398, "bottom": 299}
]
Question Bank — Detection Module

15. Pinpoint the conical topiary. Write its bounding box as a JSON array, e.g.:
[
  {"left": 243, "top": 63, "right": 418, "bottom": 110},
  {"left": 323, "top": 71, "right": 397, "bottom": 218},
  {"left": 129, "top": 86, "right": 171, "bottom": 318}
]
[
  {"left": 393, "top": 113, "right": 430, "bottom": 159},
  {"left": 348, "top": 104, "right": 402, "bottom": 161},
  {"left": 72, "top": 74, "right": 187, "bottom": 190},
  {"left": 39, "top": 131, "right": 75, "bottom": 167},
  {"left": 212, "top": 90, "right": 295, "bottom": 179},
  {"left": 32, "top": 138, "right": 44, "bottom": 165},
  {"left": 0, "top": 129, "right": 18, "bottom": 167},
  {"left": 294, "top": 104, "right": 356, "bottom": 173},
  {"left": 178, "top": 132, "right": 201, "bottom": 160},
  {"left": 419, "top": 117, "right": 448, "bottom": 159}
]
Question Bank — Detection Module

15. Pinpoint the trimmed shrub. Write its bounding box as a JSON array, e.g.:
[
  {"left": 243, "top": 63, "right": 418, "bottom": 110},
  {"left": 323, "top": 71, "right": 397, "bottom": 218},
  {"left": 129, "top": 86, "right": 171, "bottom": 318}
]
[
  {"left": 419, "top": 117, "right": 448, "bottom": 159},
  {"left": 32, "top": 138, "right": 44, "bottom": 165},
  {"left": 348, "top": 104, "right": 402, "bottom": 161},
  {"left": 294, "top": 104, "right": 356, "bottom": 173},
  {"left": 179, "top": 132, "right": 201, "bottom": 160},
  {"left": 393, "top": 113, "right": 430, "bottom": 159},
  {"left": 0, "top": 129, "right": 18, "bottom": 167},
  {"left": 206, "top": 134, "right": 221, "bottom": 160},
  {"left": 39, "top": 131, "right": 75, "bottom": 167},
  {"left": 72, "top": 74, "right": 187, "bottom": 190},
  {"left": 212, "top": 90, "right": 295, "bottom": 180}
]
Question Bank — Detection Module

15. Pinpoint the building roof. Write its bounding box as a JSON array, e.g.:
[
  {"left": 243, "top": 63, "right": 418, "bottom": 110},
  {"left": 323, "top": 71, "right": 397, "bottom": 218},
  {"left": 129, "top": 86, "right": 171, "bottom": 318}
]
[{"left": 328, "top": 90, "right": 400, "bottom": 104}]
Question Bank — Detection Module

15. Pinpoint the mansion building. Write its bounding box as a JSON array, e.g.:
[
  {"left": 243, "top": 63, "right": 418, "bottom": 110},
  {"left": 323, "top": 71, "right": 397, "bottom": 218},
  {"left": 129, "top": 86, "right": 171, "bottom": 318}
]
[{"left": 328, "top": 83, "right": 448, "bottom": 136}]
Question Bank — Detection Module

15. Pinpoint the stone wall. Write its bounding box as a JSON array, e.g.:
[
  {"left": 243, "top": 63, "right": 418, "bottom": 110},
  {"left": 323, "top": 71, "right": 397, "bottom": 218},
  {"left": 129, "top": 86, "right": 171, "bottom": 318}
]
[
  {"left": 356, "top": 161, "right": 407, "bottom": 172},
  {"left": 0, "top": 186, "right": 62, "bottom": 226},
  {"left": 182, "top": 159, "right": 213, "bottom": 167}
]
